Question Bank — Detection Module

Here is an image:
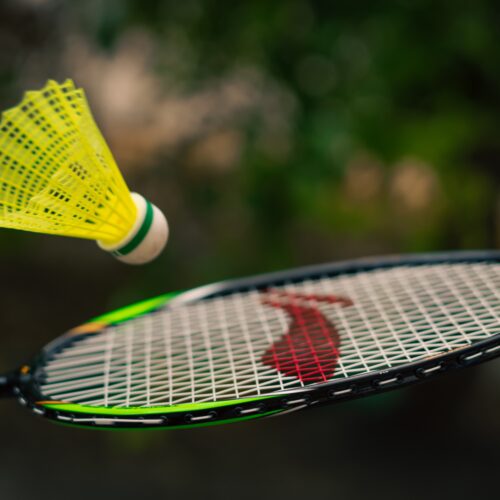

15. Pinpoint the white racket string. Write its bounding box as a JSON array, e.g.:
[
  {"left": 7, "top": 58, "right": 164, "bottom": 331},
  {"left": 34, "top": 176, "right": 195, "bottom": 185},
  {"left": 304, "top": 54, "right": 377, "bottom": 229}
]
[{"left": 40, "top": 262, "right": 500, "bottom": 407}]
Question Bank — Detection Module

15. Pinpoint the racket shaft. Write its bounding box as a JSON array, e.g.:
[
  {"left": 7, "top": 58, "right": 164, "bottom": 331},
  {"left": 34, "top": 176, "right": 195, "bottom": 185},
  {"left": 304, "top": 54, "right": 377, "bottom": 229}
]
[{"left": 0, "top": 372, "right": 16, "bottom": 399}]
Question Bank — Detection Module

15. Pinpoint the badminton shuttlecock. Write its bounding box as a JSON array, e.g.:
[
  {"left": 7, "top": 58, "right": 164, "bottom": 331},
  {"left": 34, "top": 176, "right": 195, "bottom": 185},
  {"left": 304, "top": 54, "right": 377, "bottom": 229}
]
[{"left": 0, "top": 79, "right": 168, "bottom": 264}]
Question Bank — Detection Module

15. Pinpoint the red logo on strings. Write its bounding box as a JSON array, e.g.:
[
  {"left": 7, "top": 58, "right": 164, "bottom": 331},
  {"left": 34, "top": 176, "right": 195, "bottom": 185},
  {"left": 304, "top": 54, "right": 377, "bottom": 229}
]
[{"left": 261, "top": 290, "right": 353, "bottom": 383}]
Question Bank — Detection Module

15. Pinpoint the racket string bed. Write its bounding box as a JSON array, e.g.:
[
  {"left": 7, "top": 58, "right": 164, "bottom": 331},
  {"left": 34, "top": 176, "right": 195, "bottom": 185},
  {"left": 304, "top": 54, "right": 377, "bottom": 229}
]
[{"left": 38, "top": 261, "right": 500, "bottom": 410}]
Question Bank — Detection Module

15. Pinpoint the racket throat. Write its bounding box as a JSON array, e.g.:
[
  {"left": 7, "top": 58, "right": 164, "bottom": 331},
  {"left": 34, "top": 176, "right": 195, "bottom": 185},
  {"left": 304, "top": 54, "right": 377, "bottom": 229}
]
[{"left": 0, "top": 371, "right": 18, "bottom": 399}]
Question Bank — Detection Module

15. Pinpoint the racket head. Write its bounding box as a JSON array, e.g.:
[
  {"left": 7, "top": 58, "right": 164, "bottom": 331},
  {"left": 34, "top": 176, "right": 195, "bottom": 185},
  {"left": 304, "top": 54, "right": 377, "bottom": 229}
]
[{"left": 15, "top": 250, "right": 500, "bottom": 429}]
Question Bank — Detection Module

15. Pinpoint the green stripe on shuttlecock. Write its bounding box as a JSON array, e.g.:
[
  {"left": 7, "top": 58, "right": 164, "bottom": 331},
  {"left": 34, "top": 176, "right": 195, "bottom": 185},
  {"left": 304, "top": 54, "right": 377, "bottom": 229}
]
[{"left": 112, "top": 200, "right": 154, "bottom": 257}]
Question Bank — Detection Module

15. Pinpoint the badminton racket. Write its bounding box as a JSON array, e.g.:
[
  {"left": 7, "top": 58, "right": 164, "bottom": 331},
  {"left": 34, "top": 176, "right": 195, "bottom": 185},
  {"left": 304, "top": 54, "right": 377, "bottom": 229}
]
[{"left": 1, "top": 251, "right": 499, "bottom": 429}]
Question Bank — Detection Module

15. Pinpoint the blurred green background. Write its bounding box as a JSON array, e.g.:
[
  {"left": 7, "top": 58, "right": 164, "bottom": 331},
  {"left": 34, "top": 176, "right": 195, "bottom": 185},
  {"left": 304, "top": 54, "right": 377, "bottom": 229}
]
[{"left": 0, "top": 1, "right": 499, "bottom": 499}]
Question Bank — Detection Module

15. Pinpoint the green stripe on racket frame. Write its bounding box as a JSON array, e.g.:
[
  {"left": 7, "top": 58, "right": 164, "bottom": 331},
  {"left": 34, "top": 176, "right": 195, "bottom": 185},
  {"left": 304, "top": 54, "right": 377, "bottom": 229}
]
[{"left": 1, "top": 251, "right": 500, "bottom": 430}]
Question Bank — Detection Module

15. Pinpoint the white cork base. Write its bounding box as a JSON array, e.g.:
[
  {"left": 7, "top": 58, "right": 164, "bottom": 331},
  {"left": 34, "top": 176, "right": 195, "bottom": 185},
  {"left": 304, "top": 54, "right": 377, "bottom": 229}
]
[{"left": 97, "top": 193, "right": 168, "bottom": 265}]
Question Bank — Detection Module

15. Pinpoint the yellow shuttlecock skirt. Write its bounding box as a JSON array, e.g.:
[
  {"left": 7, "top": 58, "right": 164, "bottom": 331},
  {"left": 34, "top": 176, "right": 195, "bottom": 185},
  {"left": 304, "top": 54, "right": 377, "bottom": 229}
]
[{"left": 0, "top": 80, "right": 137, "bottom": 246}]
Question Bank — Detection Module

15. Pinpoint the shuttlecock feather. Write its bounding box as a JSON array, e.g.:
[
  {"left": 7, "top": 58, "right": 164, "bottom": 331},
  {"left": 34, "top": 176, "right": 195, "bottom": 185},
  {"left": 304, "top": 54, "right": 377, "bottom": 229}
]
[{"left": 0, "top": 79, "right": 168, "bottom": 264}]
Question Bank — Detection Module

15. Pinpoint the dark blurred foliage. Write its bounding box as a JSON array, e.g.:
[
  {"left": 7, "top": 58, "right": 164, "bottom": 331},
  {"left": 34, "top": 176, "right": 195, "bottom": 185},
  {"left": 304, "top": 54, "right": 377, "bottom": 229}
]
[{"left": 0, "top": 1, "right": 499, "bottom": 499}]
